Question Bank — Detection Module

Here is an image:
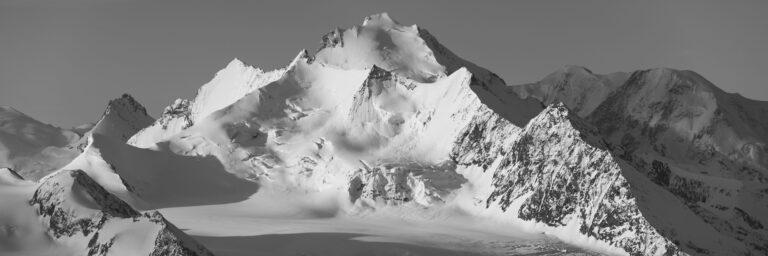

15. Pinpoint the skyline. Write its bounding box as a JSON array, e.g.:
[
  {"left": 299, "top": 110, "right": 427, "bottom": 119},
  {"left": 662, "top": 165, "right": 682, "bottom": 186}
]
[{"left": 1, "top": 0, "right": 767, "bottom": 127}]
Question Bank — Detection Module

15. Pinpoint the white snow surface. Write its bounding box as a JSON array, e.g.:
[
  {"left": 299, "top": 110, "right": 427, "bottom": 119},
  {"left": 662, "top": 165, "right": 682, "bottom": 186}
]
[
  {"left": 0, "top": 106, "right": 82, "bottom": 180},
  {"left": 128, "top": 57, "right": 287, "bottom": 148},
  {"left": 87, "top": 94, "right": 155, "bottom": 143},
  {"left": 0, "top": 176, "right": 66, "bottom": 256}
]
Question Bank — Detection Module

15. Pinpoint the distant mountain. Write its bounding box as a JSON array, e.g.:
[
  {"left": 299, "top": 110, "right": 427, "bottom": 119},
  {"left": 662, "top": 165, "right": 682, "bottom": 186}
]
[
  {"left": 513, "top": 65, "right": 629, "bottom": 117},
  {"left": 590, "top": 68, "right": 768, "bottom": 254},
  {"left": 0, "top": 94, "right": 154, "bottom": 180},
  {"left": 0, "top": 106, "right": 82, "bottom": 179}
]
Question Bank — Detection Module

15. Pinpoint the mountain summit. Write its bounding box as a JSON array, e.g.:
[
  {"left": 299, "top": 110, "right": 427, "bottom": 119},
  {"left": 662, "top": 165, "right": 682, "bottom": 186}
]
[{"left": 81, "top": 94, "right": 155, "bottom": 144}]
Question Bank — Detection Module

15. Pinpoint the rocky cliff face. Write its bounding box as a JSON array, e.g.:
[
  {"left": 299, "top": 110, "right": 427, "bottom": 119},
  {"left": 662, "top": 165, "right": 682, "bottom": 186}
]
[
  {"left": 348, "top": 162, "right": 465, "bottom": 207},
  {"left": 453, "top": 103, "right": 693, "bottom": 255}
]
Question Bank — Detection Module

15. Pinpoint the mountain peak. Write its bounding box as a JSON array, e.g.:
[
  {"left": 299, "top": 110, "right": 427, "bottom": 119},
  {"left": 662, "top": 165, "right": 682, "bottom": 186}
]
[
  {"left": 485, "top": 102, "right": 686, "bottom": 256},
  {"left": 645, "top": 66, "right": 682, "bottom": 74},
  {"left": 556, "top": 65, "right": 595, "bottom": 76},
  {"left": 526, "top": 102, "right": 603, "bottom": 144},
  {"left": 535, "top": 102, "right": 583, "bottom": 127},
  {"left": 362, "top": 12, "right": 399, "bottom": 27},
  {"left": 541, "top": 102, "right": 572, "bottom": 117},
  {"left": 539, "top": 65, "right": 599, "bottom": 84},
  {"left": 86, "top": 94, "right": 155, "bottom": 143},
  {"left": 106, "top": 93, "right": 149, "bottom": 117},
  {"left": 513, "top": 66, "right": 628, "bottom": 117},
  {"left": 226, "top": 57, "right": 247, "bottom": 69},
  {"left": 220, "top": 57, "right": 269, "bottom": 77},
  {"left": 287, "top": 49, "right": 312, "bottom": 68},
  {"left": 637, "top": 67, "right": 719, "bottom": 91},
  {"left": 591, "top": 65, "right": 768, "bottom": 175},
  {"left": 312, "top": 13, "right": 446, "bottom": 83}
]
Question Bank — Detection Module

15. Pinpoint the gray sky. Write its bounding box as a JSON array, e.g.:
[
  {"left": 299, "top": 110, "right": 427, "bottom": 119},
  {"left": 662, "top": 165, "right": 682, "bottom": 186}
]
[{"left": 1, "top": 0, "right": 766, "bottom": 128}]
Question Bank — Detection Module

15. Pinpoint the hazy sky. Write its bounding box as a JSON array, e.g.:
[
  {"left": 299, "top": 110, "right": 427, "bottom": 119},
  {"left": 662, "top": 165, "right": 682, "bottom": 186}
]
[{"left": 1, "top": 0, "right": 766, "bottom": 128}]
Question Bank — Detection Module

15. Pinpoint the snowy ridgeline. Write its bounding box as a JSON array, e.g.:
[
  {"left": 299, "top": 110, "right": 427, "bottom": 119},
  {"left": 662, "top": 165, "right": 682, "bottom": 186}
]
[{"left": 1, "top": 12, "right": 767, "bottom": 256}]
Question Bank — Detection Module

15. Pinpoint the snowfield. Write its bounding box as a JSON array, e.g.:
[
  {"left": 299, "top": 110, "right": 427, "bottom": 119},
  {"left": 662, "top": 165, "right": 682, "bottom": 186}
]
[{"left": 1, "top": 12, "right": 766, "bottom": 256}]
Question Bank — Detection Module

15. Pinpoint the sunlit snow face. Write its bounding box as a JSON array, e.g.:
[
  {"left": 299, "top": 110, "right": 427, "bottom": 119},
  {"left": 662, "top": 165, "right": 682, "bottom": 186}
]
[{"left": 314, "top": 13, "right": 447, "bottom": 83}]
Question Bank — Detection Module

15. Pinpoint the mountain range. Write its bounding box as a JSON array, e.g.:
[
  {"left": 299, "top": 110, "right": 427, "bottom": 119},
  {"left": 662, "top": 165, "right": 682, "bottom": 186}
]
[{"left": 0, "top": 13, "right": 765, "bottom": 256}]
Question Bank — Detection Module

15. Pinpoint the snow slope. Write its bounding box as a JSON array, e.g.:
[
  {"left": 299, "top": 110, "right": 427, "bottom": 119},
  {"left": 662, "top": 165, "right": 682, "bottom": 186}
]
[
  {"left": 88, "top": 94, "right": 155, "bottom": 143},
  {"left": 128, "top": 59, "right": 286, "bottom": 148},
  {"left": 58, "top": 133, "right": 259, "bottom": 210},
  {"left": 0, "top": 167, "right": 29, "bottom": 186},
  {"left": 0, "top": 106, "right": 82, "bottom": 179},
  {"left": 0, "top": 168, "right": 66, "bottom": 256}
]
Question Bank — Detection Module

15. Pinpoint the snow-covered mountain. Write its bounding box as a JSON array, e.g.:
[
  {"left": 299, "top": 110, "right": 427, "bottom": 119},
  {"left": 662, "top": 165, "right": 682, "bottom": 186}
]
[
  {"left": 513, "top": 65, "right": 629, "bottom": 117},
  {"left": 1, "top": 12, "right": 766, "bottom": 256},
  {"left": 589, "top": 68, "right": 768, "bottom": 255},
  {"left": 31, "top": 169, "right": 213, "bottom": 256},
  {"left": 0, "top": 165, "right": 212, "bottom": 256},
  {"left": 0, "top": 94, "right": 154, "bottom": 180},
  {"left": 461, "top": 103, "right": 686, "bottom": 255},
  {"left": 128, "top": 59, "right": 286, "bottom": 148},
  {"left": 0, "top": 106, "right": 83, "bottom": 180},
  {"left": 87, "top": 94, "right": 155, "bottom": 143}
]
